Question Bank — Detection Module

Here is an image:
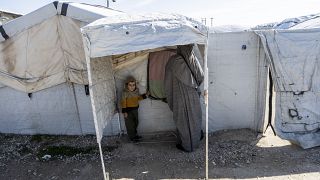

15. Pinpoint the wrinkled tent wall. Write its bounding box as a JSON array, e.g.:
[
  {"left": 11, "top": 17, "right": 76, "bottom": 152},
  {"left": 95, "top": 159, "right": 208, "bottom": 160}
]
[
  {"left": 0, "top": 1, "right": 123, "bottom": 135},
  {"left": 0, "top": 1, "right": 123, "bottom": 93},
  {"left": 256, "top": 29, "right": 320, "bottom": 149},
  {"left": 0, "top": 15, "right": 88, "bottom": 92},
  {"left": 207, "top": 31, "right": 268, "bottom": 132}
]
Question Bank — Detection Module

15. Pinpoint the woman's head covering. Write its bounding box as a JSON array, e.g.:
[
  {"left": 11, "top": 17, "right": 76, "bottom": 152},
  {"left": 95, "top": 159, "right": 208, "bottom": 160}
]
[{"left": 176, "top": 44, "right": 204, "bottom": 86}]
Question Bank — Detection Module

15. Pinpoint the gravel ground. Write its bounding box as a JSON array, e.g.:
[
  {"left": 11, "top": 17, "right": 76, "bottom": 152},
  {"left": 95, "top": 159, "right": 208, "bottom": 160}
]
[{"left": 0, "top": 128, "right": 319, "bottom": 180}]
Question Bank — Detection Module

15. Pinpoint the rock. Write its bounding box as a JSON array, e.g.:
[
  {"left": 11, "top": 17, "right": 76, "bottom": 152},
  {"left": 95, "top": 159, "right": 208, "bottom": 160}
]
[
  {"left": 50, "top": 176, "right": 59, "bottom": 180},
  {"left": 0, "top": 162, "right": 6, "bottom": 167},
  {"left": 72, "top": 168, "right": 80, "bottom": 173},
  {"left": 42, "top": 154, "right": 52, "bottom": 160}
]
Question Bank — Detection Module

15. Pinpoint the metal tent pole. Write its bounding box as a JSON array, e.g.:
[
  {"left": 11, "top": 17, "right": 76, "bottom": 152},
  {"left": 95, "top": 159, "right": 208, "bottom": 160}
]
[
  {"left": 98, "top": 142, "right": 109, "bottom": 180},
  {"left": 203, "top": 33, "right": 209, "bottom": 180}
]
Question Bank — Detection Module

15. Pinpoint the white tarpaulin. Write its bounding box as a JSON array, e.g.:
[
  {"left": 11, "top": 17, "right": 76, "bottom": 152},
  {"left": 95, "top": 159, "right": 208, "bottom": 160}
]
[
  {"left": 257, "top": 29, "right": 320, "bottom": 149},
  {"left": 81, "top": 13, "right": 207, "bottom": 58},
  {"left": 208, "top": 32, "right": 268, "bottom": 132},
  {"left": 0, "top": 1, "right": 122, "bottom": 93}
]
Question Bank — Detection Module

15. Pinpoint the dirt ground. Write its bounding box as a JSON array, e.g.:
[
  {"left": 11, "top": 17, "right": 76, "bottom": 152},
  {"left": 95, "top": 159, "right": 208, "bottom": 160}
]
[{"left": 0, "top": 128, "right": 319, "bottom": 180}]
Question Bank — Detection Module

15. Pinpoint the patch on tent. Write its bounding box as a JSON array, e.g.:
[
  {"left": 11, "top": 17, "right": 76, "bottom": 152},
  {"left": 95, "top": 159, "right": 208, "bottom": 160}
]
[
  {"left": 61, "top": 3, "right": 69, "bottom": 16},
  {"left": 0, "top": 26, "right": 9, "bottom": 40},
  {"left": 148, "top": 50, "right": 176, "bottom": 100},
  {"left": 279, "top": 91, "right": 320, "bottom": 133}
]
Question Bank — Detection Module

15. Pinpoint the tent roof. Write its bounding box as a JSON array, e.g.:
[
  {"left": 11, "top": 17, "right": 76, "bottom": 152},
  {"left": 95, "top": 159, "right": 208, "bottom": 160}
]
[
  {"left": 81, "top": 13, "right": 208, "bottom": 58},
  {"left": 0, "top": 1, "right": 123, "bottom": 93},
  {"left": 289, "top": 15, "right": 320, "bottom": 29},
  {"left": 0, "top": 1, "right": 123, "bottom": 42},
  {"left": 209, "top": 25, "right": 249, "bottom": 33}
]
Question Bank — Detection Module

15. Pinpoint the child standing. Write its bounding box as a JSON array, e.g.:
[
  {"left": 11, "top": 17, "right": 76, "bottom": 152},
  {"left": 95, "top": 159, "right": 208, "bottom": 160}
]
[{"left": 121, "top": 76, "right": 147, "bottom": 142}]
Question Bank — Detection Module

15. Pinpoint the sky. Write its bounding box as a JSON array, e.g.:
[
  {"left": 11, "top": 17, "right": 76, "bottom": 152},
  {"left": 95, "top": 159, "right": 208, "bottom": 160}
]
[{"left": 2, "top": 0, "right": 320, "bottom": 27}]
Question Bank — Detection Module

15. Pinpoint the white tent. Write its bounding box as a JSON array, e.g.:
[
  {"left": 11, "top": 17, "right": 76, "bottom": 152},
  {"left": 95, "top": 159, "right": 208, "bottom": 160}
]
[
  {"left": 80, "top": 13, "right": 209, "bottom": 142},
  {"left": 80, "top": 13, "right": 209, "bottom": 179},
  {"left": 0, "top": 1, "right": 122, "bottom": 92},
  {"left": 0, "top": 1, "right": 123, "bottom": 135}
]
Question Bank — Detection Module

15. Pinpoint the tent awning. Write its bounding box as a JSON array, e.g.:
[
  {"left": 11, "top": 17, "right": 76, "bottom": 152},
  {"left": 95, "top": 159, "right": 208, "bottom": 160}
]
[{"left": 81, "top": 13, "right": 208, "bottom": 58}]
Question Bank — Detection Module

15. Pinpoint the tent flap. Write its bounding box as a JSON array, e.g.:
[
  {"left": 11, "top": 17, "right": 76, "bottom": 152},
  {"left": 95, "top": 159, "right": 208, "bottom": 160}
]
[{"left": 88, "top": 56, "right": 117, "bottom": 143}]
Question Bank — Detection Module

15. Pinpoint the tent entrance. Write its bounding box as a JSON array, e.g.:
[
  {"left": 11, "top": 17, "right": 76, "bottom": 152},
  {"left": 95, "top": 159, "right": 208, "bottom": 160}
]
[
  {"left": 113, "top": 48, "right": 176, "bottom": 136},
  {"left": 80, "top": 13, "right": 209, "bottom": 179},
  {"left": 87, "top": 45, "right": 207, "bottom": 140}
]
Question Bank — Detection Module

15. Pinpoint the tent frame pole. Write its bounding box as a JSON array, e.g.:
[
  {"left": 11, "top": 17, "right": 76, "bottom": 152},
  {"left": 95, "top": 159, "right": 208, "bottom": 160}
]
[
  {"left": 98, "top": 142, "right": 109, "bottom": 180},
  {"left": 203, "top": 35, "right": 209, "bottom": 180},
  {"left": 71, "top": 83, "right": 83, "bottom": 134}
]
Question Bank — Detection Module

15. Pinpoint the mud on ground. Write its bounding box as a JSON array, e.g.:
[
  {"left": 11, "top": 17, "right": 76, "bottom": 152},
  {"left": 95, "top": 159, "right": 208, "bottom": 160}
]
[{"left": 0, "top": 128, "right": 319, "bottom": 180}]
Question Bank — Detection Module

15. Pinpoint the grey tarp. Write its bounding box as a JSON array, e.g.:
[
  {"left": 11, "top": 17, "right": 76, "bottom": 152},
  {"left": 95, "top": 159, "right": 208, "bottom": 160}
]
[
  {"left": 164, "top": 45, "right": 204, "bottom": 152},
  {"left": 256, "top": 29, "right": 320, "bottom": 149}
]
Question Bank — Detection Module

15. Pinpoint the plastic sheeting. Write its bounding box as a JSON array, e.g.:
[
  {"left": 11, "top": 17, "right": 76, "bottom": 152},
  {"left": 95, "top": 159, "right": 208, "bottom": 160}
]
[
  {"left": 257, "top": 29, "right": 320, "bottom": 92},
  {"left": 289, "top": 16, "right": 320, "bottom": 29},
  {"left": 257, "top": 29, "right": 320, "bottom": 148},
  {"left": 273, "top": 14, "right": 320, "bottom": 30},
  {"left": 81, "top": 13, "right": 207, "bottom": 58}
]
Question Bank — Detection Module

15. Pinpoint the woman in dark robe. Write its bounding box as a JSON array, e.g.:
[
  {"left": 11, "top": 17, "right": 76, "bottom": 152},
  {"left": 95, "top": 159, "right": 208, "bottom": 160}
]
[{"left": 164, "top": 44, "right": 204, "bottom": 152}]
